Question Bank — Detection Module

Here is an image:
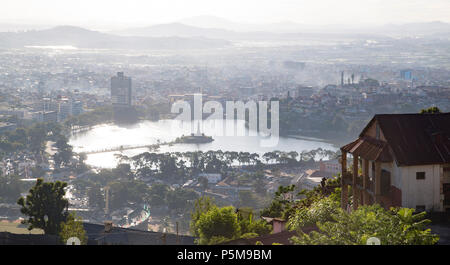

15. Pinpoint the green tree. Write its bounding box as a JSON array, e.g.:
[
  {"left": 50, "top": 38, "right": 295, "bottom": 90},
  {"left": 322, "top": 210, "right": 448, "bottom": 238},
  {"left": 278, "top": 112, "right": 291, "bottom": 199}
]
[
  {"left": 166, "top": 188, "right": 198, "bottom": 213},
  {"left": 0, "top": 174, "right": 25, "bottom": 203},
  {"left": 59, "top": 213, "right": 88, "bottom": 245},
  {"left": 198, "top": 176, "right": 208, "bottom": 190},
  {"left": 260, "top": 185, "right": 296, "bottom": 219},
  {"left": 196, "top": 206, "right": 241, "bottom": 245},
  {"left": 53, "top": 135, "right": 73, "bottom": 169},
  {"left": 288, "top": 196, "right": 339, "bottom": 230},
  {"left": 290, "top": 204, "right": 439, "bottom": 245},
  {"left": 28, "top": 124, "right": 47, "bottom": 154},
  {"left": 109, "top": 180, "right": 148, "bottom": 211},
  {"left": 17, "top": 179, "right": 69, "bottom": 235},
  {"left": 420, "top": 106, "right": 441, "bottom": 114},
  {"left": 190, "top": 196, "right": 216, "bottom": 237},
  {"left": 147, "top": 183, "right": 169, "bottom": 208},
  {"left": 253, "top": 178, "right": 266, "bottom": 196},
  {"left": 9, "top": 127, "right": 27, "bottom": 145},
  {"left": 237, "top": 208, "right": 271, "bottom": 236},
  {"left": 238, "top": 190, "right": 263, "bottom": 209},
  {"left": 87, "top": 186, "right": 105, "bottom": 210},
  {"left": 191, "top": 197, "right": 271, "bottom": 244}
]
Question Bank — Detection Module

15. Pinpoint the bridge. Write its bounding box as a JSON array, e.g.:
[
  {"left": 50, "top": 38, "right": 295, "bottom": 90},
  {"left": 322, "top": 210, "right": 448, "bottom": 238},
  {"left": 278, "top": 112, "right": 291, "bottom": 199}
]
[
  {"left": 79, "top": 142, "right": 172, "bottom": 155},
  {"left": 69, "top": 123, "right": 113, "bottom": 135}
]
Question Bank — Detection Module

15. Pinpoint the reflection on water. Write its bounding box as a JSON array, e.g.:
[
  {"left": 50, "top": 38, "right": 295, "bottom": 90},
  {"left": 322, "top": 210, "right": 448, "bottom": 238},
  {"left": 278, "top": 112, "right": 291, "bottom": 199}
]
[
  {"left": 25, "top": 45, "right": 78, "bottom": 50},
  {"left": 69, "top": 119, "right": 336, "bottom": 168}
]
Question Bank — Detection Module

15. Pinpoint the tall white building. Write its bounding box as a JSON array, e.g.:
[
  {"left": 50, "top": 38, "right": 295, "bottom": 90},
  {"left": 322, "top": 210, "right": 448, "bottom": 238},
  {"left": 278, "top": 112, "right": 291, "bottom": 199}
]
[{"left": 36, "top": 97, "right": 84, "bottom": 123}]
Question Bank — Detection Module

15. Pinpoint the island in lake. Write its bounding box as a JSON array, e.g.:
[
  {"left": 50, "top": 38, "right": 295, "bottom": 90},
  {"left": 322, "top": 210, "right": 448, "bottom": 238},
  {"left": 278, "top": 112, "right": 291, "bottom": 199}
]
[
  {"left": 175, "top": 123, "right": 214, "bottom": 144},
  {"left": 175, "top": 133, "right": 214, "bottom": 144}
]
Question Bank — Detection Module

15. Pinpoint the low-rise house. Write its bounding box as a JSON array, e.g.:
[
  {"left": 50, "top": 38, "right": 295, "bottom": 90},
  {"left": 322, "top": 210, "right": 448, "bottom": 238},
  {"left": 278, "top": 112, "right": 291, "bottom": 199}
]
[
  {"left": 198, "top": 173, "right": 222, "bottom": 184},
  {"left": 340, "top": 113, "right": 450, "bottom": 212},
  {"left": 296, "top": 169, "right": 335, "bottom": 191},
  {"left": 319, "top": 159, "right": 341, "bottom": 175},
  {"left": 0, "top": 122, "right": 16, "bottom": 133}
]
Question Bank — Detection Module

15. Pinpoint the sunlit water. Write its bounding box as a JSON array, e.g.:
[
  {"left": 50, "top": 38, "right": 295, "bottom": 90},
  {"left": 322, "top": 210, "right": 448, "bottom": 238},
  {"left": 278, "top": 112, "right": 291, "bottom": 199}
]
[
  {"left": 69, "top": 119, "right": 337, "bottom": 168},
  {"left": 25, "top": 45, "right": 79, "bottom": 50}
]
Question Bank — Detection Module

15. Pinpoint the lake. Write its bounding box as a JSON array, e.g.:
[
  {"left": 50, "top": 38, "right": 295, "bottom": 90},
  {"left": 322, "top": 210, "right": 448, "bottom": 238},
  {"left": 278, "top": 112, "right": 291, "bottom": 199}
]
[{"left": 69, "top": 119, "right": 337, "bottom": 168}]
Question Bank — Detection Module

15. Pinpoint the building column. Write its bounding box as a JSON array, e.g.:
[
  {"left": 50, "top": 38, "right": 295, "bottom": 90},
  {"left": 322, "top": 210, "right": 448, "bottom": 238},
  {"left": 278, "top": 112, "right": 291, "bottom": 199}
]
[
  {"left": 374, "top": 161, "right": 382, "bottom": 204},
  {"left": 352, "top": 155, "right": 359, "bottom": 210},
  {"left": 362, "top": 159, "right": 369, "bottom": 205},
  {"left": 341, "top": 151, "right": 348, "bottom": 210}
]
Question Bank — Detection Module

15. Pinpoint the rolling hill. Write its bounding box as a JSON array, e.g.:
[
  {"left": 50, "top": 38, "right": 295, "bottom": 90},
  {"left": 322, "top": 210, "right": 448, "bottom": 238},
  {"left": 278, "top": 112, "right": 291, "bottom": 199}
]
[{"left": 0, "top": 25, "right": 231, "bottom": 50}]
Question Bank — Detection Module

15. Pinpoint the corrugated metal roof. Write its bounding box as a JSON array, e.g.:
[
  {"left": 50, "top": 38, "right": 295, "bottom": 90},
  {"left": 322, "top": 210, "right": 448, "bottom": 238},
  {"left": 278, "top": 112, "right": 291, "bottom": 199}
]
[
  {"left": 341, "top": 136, "right": 393, "bottom": 162},
  {"left": 344, "top": 113, "right": 450, "bottom": 166}
]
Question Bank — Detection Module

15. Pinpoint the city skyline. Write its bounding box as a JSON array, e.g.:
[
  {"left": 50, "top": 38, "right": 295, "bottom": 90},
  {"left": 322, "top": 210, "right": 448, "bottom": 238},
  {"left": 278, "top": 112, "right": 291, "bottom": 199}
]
[{"left": 0, "top": 0, "right": 449, "bottom": 247}]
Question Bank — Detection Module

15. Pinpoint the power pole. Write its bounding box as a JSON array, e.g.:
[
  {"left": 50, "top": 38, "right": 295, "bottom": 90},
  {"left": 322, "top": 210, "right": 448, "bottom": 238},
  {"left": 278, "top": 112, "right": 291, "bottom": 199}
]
[
  {"left": 176, "top": 222, "right": 180, "bottom": 245},
  {"left": 104, "top": 186, "right": 110, "bottom": 217}
]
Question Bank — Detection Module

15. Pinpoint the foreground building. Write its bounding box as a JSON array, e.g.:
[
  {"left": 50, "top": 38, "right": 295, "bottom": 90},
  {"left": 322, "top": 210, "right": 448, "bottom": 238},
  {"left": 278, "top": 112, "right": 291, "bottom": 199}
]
[{"left": 340, "top": 113, "right": 450, "bottom": 212}]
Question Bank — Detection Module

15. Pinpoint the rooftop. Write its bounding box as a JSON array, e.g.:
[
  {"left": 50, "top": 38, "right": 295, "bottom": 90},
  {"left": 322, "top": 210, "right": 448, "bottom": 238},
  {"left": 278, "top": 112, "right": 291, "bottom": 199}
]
[{"left": 344, "top": 113, "right": 450, "bottom": 166}]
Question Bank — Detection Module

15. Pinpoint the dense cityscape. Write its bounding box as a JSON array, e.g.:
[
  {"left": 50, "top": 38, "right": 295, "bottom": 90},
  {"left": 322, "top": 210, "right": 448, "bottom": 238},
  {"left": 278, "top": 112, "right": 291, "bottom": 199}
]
[{"left": 0, "top": 0, "right": 449, "bottom": 249}]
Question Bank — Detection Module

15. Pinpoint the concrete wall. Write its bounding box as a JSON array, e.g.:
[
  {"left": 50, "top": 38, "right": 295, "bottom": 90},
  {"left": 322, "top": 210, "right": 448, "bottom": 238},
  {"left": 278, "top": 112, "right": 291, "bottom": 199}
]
[
  {"left": 376, "top": 162, "right": 443, "bottom": 211},
  {"left": 400, "top": 164, "right": 441, "bottom": 211}
]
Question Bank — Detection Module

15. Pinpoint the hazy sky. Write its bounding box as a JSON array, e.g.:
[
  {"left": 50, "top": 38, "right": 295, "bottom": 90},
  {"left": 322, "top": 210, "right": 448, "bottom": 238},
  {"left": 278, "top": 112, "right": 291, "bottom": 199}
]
[{"left": 2, "top": 0, "right": 450, "bottom": 29}]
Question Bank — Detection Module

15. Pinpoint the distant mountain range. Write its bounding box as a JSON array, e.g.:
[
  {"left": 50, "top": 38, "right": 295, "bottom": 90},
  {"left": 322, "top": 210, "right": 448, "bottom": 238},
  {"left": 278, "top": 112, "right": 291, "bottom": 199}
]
[
  {"left": 176, "top": 16, "right": 450, "bottom": 36},
  {"left": 0, "top": 25, "right": 231, "bottom": 50},
  {"left": 109, "top": 19, "right": 450, "bottom": 40},
  {"left": 374, "top": 21, "right": 450, "bottom": 36},
  {"left": 110, "top": 23, "right": 237, "bottom": 38},
  {"left": 109, "top": 23, "right": 285, "bottom": 40},
  {"left": 1, "top": 18, "right": 449, "bottom": 50}
]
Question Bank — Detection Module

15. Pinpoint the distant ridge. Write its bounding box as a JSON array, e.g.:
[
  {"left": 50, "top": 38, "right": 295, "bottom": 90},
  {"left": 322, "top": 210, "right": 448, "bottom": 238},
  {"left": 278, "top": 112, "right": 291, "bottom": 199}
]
[
  {"left": 109, "top": 22, "right": 237, "bottom": 38},
  {"left": 109, "top": 19, "right": 450, "bottom": 41},
  {"left": 0, "top": 25, "right": 230, "bottom": 50}
]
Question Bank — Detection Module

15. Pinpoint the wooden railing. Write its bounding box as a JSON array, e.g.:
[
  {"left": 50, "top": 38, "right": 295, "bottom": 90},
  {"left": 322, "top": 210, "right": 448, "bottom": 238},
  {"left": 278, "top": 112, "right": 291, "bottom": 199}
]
[
  {"left": 367, "top": 180, "right": 374, "bottom": 193},
  {"left": 342, "top": 172, "right": 353, "bottom": 185},
  {"left": 356, "top": 176, "right": 363, "bottom": 187}
]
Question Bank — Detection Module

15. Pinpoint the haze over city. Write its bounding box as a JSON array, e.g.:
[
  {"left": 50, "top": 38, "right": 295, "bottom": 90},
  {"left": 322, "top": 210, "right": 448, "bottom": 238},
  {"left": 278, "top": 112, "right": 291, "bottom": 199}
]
[
  {"left": 0, "top": 0, "right": 449, "bottom": 249},
  {"left": 1, "top": 0, "right": 450, "bottom": 31}
]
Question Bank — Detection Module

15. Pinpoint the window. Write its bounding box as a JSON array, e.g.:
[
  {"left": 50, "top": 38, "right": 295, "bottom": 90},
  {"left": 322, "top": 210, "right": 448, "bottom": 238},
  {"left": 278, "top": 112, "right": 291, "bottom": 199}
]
[
  {"left": 416, "top": 172, "right": 425, "bottom": 180},
  {"left": 416, "top": 205, "right": 426, "bottom": 212}
]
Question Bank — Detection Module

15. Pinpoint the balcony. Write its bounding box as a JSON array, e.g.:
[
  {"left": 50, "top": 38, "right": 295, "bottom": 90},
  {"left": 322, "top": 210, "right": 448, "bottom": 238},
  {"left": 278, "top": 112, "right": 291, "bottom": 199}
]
[
  {"left": 342, "top": 172, "right": 353, "bottom": 185},
  {"left": 367, "top": 179, "right": 374, "bottom": 196},
  {"left": 355, "top": 175, "right": 363, "bottom": 188}
]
